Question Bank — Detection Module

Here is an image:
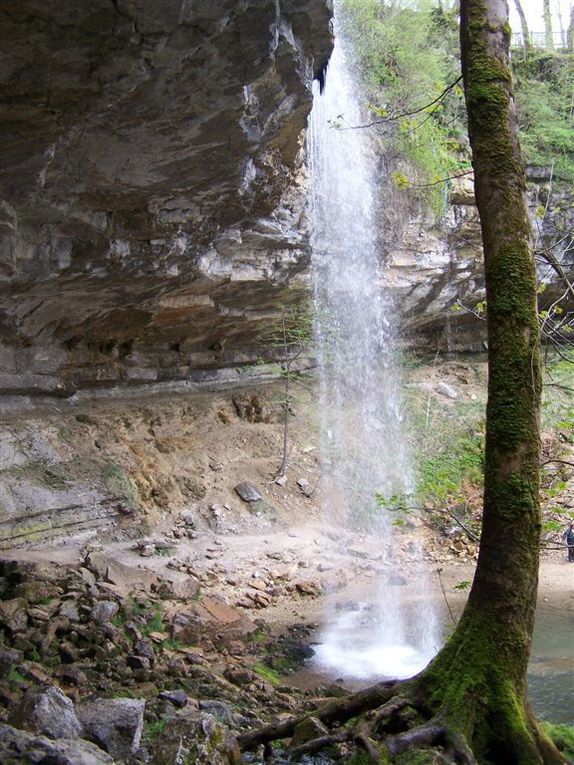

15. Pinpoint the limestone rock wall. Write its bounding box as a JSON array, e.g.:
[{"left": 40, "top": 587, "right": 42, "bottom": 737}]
[
  {"left": 0, "top": 0, "right": 333, "bottom": 395},
  {"left": 386, "top": 175, "right": 574, "bottom": 351}
]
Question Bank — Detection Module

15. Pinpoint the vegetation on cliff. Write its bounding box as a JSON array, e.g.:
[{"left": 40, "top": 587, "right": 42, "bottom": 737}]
[{"left": 340, "top": 0, "right": 574, "bottom": 211}]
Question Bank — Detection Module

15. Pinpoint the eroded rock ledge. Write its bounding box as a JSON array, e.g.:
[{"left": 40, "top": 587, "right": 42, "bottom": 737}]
[{"left": 0, "top": 0, "right": 333, "bottom": 395}]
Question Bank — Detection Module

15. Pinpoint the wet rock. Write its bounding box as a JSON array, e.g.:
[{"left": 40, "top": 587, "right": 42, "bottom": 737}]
[
  {"left": 296, "top": 478, "right": 313, "bottom": 497},
  {"left": 9, "top": 685, "right": 83, "bottom": 739},
  {"left": 223, "top": 667, "right": 256, "bottom": 687},
  {"left": 90, "top": 601, "right": 119, "bottom": 625},
  {"left": 198, "top": 700, "right": 234, "bottom": 724},
  {"left": 158, "top": 689, "right": 188, "bottom": 708},
  {"left": 0, "top": 599, "right": 28, "bottom": 633},
  {"left": 59, "top": 600, "right": 81, "bottom": 621},
  {"left": 55, "top": 664, "right": 88, "bottom": 687},
  {"left": 0, "top": 648, "right": 20, "bottom": 679},
  {"left": 133, "top": 639, "right": 155, "bottom": 662},
  {"left": 234, "top": 482, "right": 262, "bottom": 503},
  {"left": 126, "top": 655, "right": 151, "bottom": 671},
  {"left": 153, "top": 714, "right": 240, "bottom": 765},
  {"left": 78, "top": 697, "right": 145, "bottom": 760},
  {"left": 437, "top": 382, "right": 458, "bottom": 399},
  {"left": 171, "top": 613, "right": 202, "bottom": 645},
  {"left": 0, "top": 724, "right": 115, "bottom": 765}
]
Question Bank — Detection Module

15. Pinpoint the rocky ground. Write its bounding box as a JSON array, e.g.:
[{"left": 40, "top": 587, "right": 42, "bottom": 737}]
[{"left": 0, "top": 359, "right": 572, "bottom": 763}]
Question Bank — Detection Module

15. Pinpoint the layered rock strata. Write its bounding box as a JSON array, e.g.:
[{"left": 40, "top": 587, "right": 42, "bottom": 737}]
[{"left": 0, "top": 0, "right": 333, "bottom": 395}]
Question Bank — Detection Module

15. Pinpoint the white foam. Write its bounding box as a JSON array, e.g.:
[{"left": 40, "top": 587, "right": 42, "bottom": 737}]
[{"left": 314, "top": 640, "right": 433, "bottom": 681}]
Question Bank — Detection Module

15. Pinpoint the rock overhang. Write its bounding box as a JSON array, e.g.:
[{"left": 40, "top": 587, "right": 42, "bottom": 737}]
[{"left": 0, "top": 0, "right": 334, "bottom": 394}]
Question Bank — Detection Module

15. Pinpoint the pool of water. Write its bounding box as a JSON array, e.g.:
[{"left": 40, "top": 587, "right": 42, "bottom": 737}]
[
  {"left": 294, "top": 607, "right": 573, "bottom": 725},
  {"left": 528, "top": 609, "right": 574, "bottom": 724}
]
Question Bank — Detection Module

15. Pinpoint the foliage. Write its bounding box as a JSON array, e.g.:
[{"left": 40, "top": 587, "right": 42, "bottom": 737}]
[
  {"left": 340, "top": 0, "right": 467, "bottom": 215},
  {"left": 142, "top": 606, "right": 164, "bottom": 636},
  {"left": 338, "top": 2, "right": 574, "bottom": 212},
  {"left": 513, "top": 51, "right": 574, "bottom": 181},
  {"left": 540, "top": 722, "right": 574, "bottom": 759},
  {"left": 418, "top": 433, "right": 484, "bottom": 501},
  {"left": 541, "top": 350, "right": 574, "bottom": 441},
  {"left": 144, "top": 719, "right": 167, "bottom": 741},
  {"left": 259, "top": 304, "right": 314, "bottom": 477},
  {"left": 404, "top": 375, "right": 486, "bottom": 502}
]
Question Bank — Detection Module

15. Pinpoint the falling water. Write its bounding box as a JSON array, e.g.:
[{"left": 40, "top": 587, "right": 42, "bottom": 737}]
[{"left": 308, "top": 4, "right": 439, "bottom": 680}]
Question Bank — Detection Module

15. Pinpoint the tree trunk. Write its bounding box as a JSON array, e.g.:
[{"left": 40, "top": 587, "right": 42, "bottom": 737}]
[
  {"left": 568, "top": 3, "right": 574, "bottom": 52},
  {"left": 543, "top": 0, "right": 554, "bottom": 48},
  {"left": 420, "top": 1, "right": 560, "bottom": 761},
  {"left": 513, "top": 0, "right": 531, "bottom": 48}
]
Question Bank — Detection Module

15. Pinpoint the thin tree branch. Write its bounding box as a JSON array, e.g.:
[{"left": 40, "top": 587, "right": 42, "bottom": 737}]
[{"left": 337, "top": 75, "right": 463, "bottom": 130}]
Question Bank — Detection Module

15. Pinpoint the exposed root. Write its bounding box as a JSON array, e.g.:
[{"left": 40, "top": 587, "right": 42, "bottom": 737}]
[
  {"left": 288, "top": 731, "right": 350, "bottom": 760},
  {"left": 385, "top": 722, "right": 447, "bottom": 754},
  {"left": 238, "top": 676, "right": 567, "bottom": 765},
  {"left": 237, "top": 679, "right": 399, "bottom": 751},
  {"left": 443, "top": 729, "right": 479, "bottom": 765},
  {"left": 354, "top": 721, "right": 381, "bottom": 764}
]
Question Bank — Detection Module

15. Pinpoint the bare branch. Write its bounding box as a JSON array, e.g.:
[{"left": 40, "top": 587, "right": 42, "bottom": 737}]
[{"left": 337, "top": 76, "right": 463, "bottom": 130}]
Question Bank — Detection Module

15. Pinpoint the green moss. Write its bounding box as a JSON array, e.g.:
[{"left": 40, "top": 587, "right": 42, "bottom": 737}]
[
  {"left": 102, "top": 462, "right": 140, "bottom": 508},
  {"left": 5, "top": 520, "right": 52, "bottom": 546},
  {"left": 252, "top": 661, "right": 281, "bottom": 687},
  {"left": 395, "top": 750, "right": 437, "bottom": 765},
  {"left": 540, "top": 722, "right": 574, "bottom": 759},
  {"left": 144, "top": 719, "right": 167, "bottom": 740},
  {"left": 142, "top": 606, "right": 164, "bottom": 635},
  {"left": 348, "top": 751, "right": 378, "bottom": 765},
  {"left": 7, "top": 668, "right": 26, "bottom": 687}
]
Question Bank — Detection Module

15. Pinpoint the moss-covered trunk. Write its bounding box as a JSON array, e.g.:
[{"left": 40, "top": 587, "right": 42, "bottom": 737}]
[{"left": 421, "top": 1, "right": 561, "bottom": 762}]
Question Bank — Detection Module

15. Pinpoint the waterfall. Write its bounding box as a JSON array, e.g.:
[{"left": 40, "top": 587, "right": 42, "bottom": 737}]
[{"left": 308, "top": 4, "right": 439, "bottom": 680}]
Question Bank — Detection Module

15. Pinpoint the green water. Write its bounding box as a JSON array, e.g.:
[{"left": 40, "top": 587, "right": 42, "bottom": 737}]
[{"left": 528, "top": 609, "right": 574, "bottom": 724}]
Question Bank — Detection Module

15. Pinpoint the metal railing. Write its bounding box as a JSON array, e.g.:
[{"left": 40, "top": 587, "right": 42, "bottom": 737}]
[{"left": 511, "top": 30, "right": 570, "bottom": 49}]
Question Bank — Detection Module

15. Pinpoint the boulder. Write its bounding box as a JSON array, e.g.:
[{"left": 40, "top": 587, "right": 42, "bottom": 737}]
[
  {"left": 436, "top": 382, "right": 458, "bottom": 399},
  {"left": 234, "top": 482, "right": 262, "bottom": 503},
  {"left": 296, "top": 478, "right": 313, "bottom": 497},
  {"left": 9, "top": 686, "right": 83, "bottom": 740},
  {"left": 0, "top": 599, "right": 28, "bottom": 633},
  {"left": 158, "top": 689, "right": 188, "bottom": 708},
  {"left": 0, "top": 648, "right": 20, "bottom": 679},
  {"left": 77, "top": 698, "right": 145, "bottom": 760},
  {"left": 0, "top": 724, "right": 115, "bottom": 765},
  {"left": 153, "top": 714, "right": 240, "bottom": 765},
  {"left": 90, "top": 601, "right": 119, "bottom": 625}
]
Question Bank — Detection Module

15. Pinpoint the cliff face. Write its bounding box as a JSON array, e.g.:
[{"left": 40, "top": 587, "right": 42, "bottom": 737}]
[
  {"left": 387, "top": 175, "right": 574, "bottom": 351},
  {"left": 0, "top": 0, "right": 333, "bottom": 395}
]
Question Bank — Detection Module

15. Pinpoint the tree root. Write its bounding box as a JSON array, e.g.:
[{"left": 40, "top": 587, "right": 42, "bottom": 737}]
[
  {"left": 385, "top": 722, "right": 447, "bottom": 754},
  {"left": 288, "top": 731, "right": 350, "bottom": 760},
  {"left": 238, "top": 676, "right": 567, "bottom": 765},
  {"left": 354, "top": 721, "right": 382, "bottom": 764},
  {"left": 237, "top": 679, "right": 399, "bottom": 751}
]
